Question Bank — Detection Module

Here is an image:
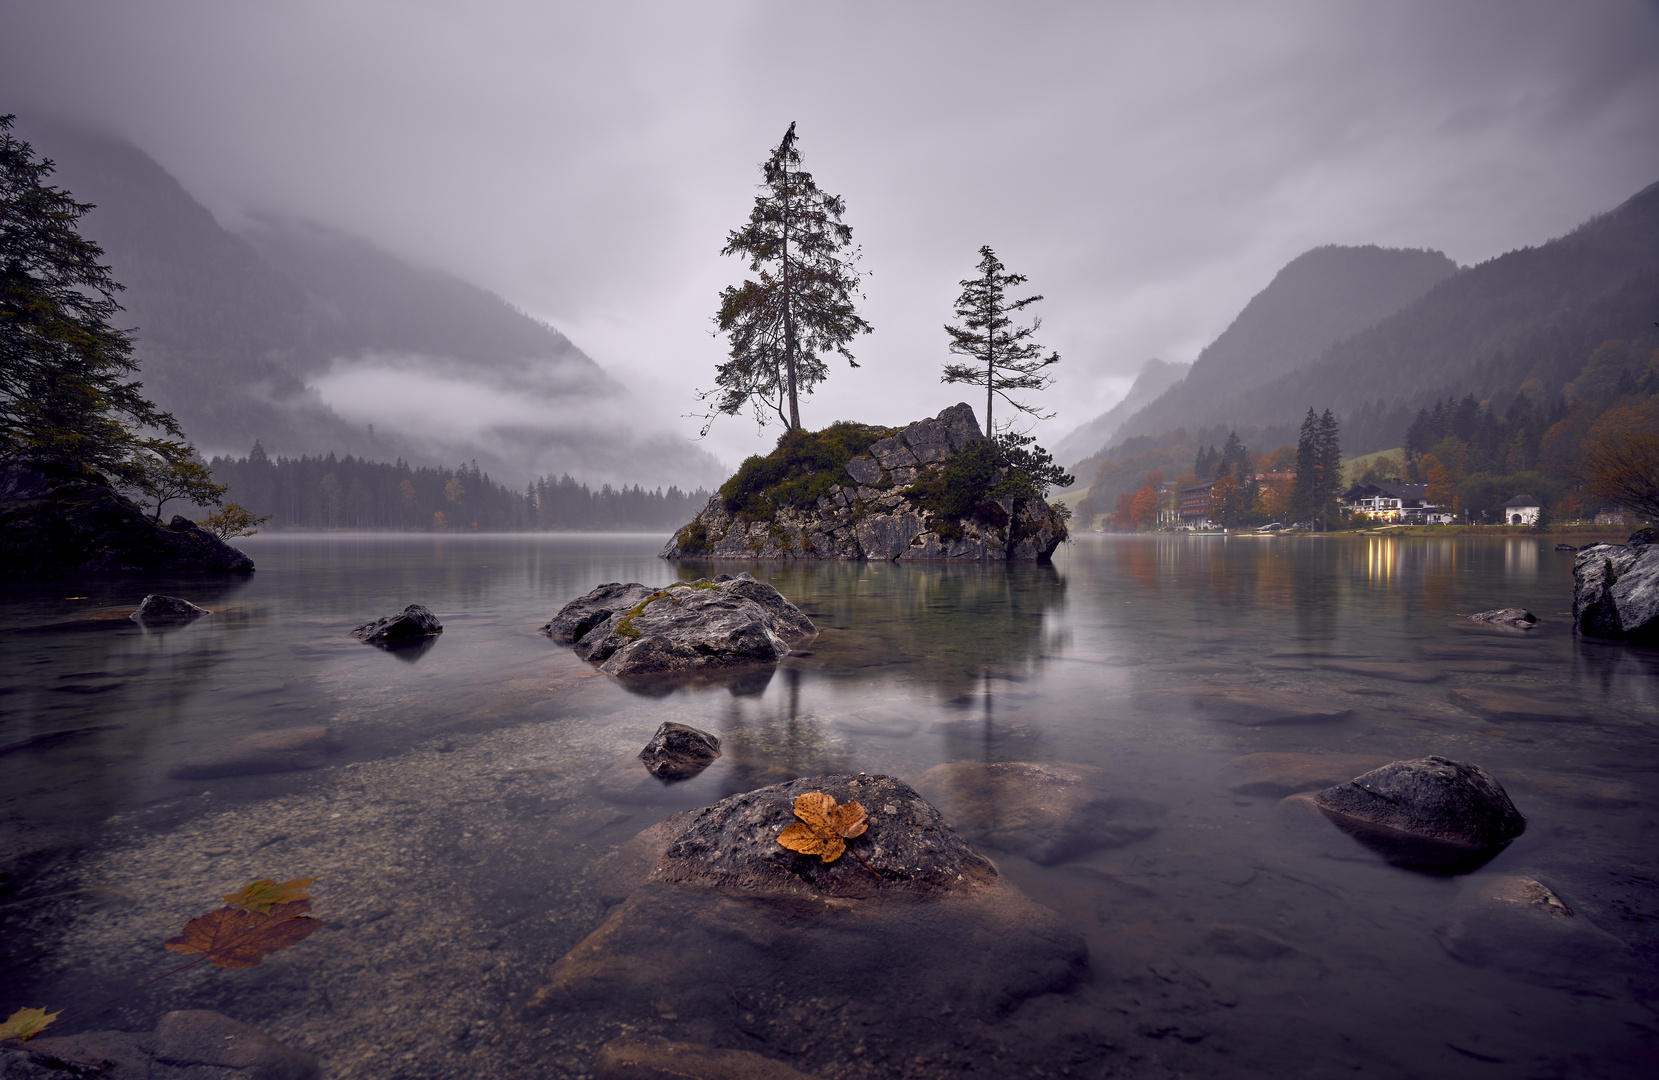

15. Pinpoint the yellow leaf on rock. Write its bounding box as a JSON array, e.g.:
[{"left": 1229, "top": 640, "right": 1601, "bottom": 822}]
[
  {"left": 222, "top": 876, "right": 316, "bottom": 914},
  {"left": 0, "top": 1007, "right": 61, "bottom": 1042},
  {"left": 777, "top": 791, "right": 869, "bottom": 864}
]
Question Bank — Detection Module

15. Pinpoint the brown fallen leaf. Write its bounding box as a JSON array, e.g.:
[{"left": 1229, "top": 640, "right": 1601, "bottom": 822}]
[
  {"left": 0, "top": 1006, "right": 61, "bottom": 1042},
  {"left": 222, "top": 876, "right": 316, "bottom": 914},
  {"left": 777, "top": 791, "right": 869, "bottom": 864},
  {"left": 163, "top": 900, "right": 322, "bottom": 969}
]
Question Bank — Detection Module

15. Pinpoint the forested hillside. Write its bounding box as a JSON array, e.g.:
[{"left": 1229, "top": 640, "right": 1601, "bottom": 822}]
[
  {"left": 1072, "top": 179, "right": 1659, "bottom": 526},
  {"left": 208, "top": 446, "right": 710, "bottom": 531}
]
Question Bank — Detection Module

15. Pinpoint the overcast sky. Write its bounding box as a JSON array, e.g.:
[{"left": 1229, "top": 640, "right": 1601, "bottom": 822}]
[{"left": 5, "top": 0, "right": 1659, "bottom": 470}]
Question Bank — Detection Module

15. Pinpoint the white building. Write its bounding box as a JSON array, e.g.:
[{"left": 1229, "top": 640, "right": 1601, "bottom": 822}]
[{"left": 1503, "top": 495, "right": 1541, "bottom": 526}]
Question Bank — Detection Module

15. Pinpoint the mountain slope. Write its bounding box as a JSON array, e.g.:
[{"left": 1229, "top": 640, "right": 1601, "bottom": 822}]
[
  {"left": 1113, "top": 245, "right": 1458, "bottom": 444},
  {"left": 20, "top": 118, "right": 724, "bottom": 490},
  {"left": 1050, "top": 358, "right": 1189, "bottom": 471},
  {"left": 1232, "top": 180, "right": 1659, "bottom": 429}
]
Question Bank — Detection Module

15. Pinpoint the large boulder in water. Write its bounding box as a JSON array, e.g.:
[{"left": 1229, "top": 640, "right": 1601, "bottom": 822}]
[
  {"left": 0, "top": 466, "right": 254, "bottom": 576},
  {"left": 529, "top": 774, "right": 1087, "bottom": 1054},
  {"left": 131, "top": 594, "right": 211, "bottom": 624},
  {"left": 541, "top": 574, "right": 815, "bottom": 676},
  {"left": 352, "top": 603, "right": 443, "bottom": 646},
  {"left": 638, "top": 722, "right": 721, "bottom": 781},
  {"left": 1573, "top": 532, "right": 1659, "bottom": 644},
  {"left": 1312, "top": 756, "right": 1525, "bottom": 871}
]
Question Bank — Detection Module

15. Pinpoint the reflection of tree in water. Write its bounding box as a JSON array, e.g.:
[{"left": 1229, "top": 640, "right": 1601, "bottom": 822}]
[{"left": 762, "top": 560, "right": 1068, "bottom": 697}]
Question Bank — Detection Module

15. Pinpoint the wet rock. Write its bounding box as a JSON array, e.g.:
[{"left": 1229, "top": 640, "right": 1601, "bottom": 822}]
[
  {"left": 0, "top": 467, "right": 255, "bottom": 577},
  {"left": 170, "top": 726, "right": 340, "bottom": 779},
  {"left": 1438, "top": 875, "right": 1630, "bottom": 990},
  {"left": 1573, "top": 535, "right": 1659, "bottom": 644},
  {"left": 1467, "top": 608, "right": 1538, "bottom": 630},
  {"left": 1447, "top": 688, "right": 1593, "bottom": 723},
  {"left": 539, "top": 581, "right": 653, "bottom": 642},
  {"left": 638, "top": 722, "right": 720, "bottom": 780},
  {"left": 594, "top": 1037, "right": 822, "bottom": 1080},
  {"left": 1133, "top": 686, "right": 1353, "bottom": 726},
  {"left": 1312, "top": 756, "right": 1525, "bottom": 871},
  {"left": 552, "top": 575, "right": 814, "bottom": 677},
  {"left": 130, "top": 594, "right": 211, "bottom": 623},
  {"left": 530, "top": 774, "right": 1087, "bottom": 1042},
  {"left": 351, "top": 603, "right": 442, "bottom": 646},
  {"left": 919, "top": 761, "right": 1162, "bottom": 864},
  {"left": 11, "top": 1009, "right": 317, "bottom": 1080},
  {"left": 1223, "top": 752, "right": 1392, "bottom": 797}
]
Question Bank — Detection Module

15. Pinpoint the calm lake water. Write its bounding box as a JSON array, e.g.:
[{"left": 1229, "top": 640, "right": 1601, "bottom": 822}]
[{"left": 2, "top": 533, "right": 1656, "bottom": 1079}]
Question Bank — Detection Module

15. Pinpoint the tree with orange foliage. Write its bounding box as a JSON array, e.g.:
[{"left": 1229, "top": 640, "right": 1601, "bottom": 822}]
[
  {"left": 1584, "top": 431, "right": 1659, "bottom": 519},
  {"left": 1112, "top": 490, "right": 1134, "bottom": 530},
  {"left": 1129, "top": 485, "right": 1158, "bottom": 530},
  {"left": 1421, "top": 454, "right": 1456, "bottom": 514}
]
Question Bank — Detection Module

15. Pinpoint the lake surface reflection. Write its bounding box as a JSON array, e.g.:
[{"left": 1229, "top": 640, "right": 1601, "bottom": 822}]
[{"left": 2, "top": 533, "right": 1655, "bottom": 1079}]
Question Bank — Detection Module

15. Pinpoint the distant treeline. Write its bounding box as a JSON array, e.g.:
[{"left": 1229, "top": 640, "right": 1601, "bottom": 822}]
[{"left": 207, "top": 444, "right": 711, "bottom": 531}]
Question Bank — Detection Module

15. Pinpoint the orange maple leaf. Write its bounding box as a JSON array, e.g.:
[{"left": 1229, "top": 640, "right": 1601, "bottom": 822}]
[
  {"left": 777, "top": 791, "right": 869, "bottom": 864},
  {"left": 163, "top": 900, "right": 322, "bottom": 969},
  {"left": 221, "top": 877, "right": 316, "bottom": 914}
]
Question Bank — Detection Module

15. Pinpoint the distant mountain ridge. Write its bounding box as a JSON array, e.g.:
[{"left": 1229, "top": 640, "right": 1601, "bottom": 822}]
[
  {"left": 1050, "top": 358, "right": 1189, "bottom": 473},
  {"left": 1089, "top": 181, "right": 1659, "bottom": 466},
  {"left": 19, "top": 118, "right": 725, "bottom": 491},
  {"left": 1111, "top": 244, "right": 1458, "bottom": 446}
]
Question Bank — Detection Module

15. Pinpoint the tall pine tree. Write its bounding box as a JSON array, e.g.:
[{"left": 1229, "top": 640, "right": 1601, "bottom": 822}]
[
  {"left": 942, "top": 246, "right": 1060, "bottom": 437},
  {"left": 704, "top": 122, "right": 870, "bottom": 433}
]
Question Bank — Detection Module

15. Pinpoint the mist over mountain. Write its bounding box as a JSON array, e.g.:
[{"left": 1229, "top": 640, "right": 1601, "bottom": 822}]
[
  {"left": 1050, "top": 358, "right": 1189, "bottom": 474},
  {"left": 19, "top": 118, "right": 725, "bottom": 491},
  {"left": 1110, "top": 245, "right": 1458, "bottom": 446}
]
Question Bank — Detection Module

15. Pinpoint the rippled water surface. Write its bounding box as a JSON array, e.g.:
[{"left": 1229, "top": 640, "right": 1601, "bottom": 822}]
[{"left": 2, "top": 532, "right": 1656, "bottom": 1079}]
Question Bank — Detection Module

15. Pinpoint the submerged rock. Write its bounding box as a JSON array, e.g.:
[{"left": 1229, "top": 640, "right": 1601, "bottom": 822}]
[
  {"left": 1574, "top": 533, "right": 1659, "bottom": 644},
  {"left": 638, "top": 722, "right": 721, "bottom": 780},
  {"left": 170, "top": 725, "right": 341, "bottom": 779},
  {"left": 660, "top": 403, "right": 1067, "bottom": 562},
  {"left": 1447, "top": 687, "right": 1593, "bottom": 723},
  {"left": 919, "top": 761, "right": 1162, "bottom": 864},
  {"left": 1466, "top": 608, "right": 1538, "bottom": 630},
  {"left": 530, "top": 774, "right": 1087, "bottom": 1045},
  {"left": 1312, "top": 756, "right": 1525, "bottom": 871},
  {"left": 1223, "top": 752, "right": 1392, "bottom": 798},
  {"left": 1438, "top": 875, "right": 1630, "bottom": 990},
  {"left": 351, "top": 603, "right": 443, "bottom": 646},
  {"left": 9, "top": 1009, "right": 318, "bottom": 1080},
  {"left": 1133, "top": 686, "right": 1353, "bottom": 726},
  {"left": 130, "top": 594, "right": 211, "bottom": 623},
  {"left": 0, "top": 466, "right": 255, "bottom": 576},
  {"left": 544, "top": 574, "right": 815, "bottom": 677}
]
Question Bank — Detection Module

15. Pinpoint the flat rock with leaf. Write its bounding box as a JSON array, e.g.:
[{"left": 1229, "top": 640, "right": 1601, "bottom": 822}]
[{"left": 531, "top": 774, "right": 1088, "bottom": 1059}]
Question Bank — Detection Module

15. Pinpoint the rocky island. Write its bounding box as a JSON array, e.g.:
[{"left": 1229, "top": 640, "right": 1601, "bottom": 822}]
[
  {"left": 0, "top": 466, "right": 253, "bottom": 576},
  {"left": 662, "top": 403, "right": 1068, "bottom": 561}
]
